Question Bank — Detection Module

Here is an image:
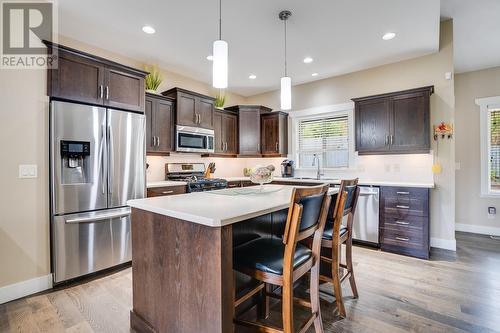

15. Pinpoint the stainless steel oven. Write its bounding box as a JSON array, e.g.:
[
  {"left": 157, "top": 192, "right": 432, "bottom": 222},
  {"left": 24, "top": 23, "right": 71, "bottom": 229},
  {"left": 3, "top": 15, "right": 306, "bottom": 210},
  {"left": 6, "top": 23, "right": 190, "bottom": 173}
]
[{"left": 176, "top": 125, "right": 215, "bottom": 153}]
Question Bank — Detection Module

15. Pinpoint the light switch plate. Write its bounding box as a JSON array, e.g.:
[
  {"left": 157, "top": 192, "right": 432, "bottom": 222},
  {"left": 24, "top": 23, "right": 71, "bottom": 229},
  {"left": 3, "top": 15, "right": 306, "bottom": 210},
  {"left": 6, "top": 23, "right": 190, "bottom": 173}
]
[{"left": 19, "top": 164, "right": 37, "bottom": 178}]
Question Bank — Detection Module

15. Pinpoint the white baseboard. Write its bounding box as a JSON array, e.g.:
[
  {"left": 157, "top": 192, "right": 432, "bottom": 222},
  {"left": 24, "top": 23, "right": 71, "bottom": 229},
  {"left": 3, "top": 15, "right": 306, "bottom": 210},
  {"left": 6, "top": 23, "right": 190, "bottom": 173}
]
[
  {"left": 455, "top": 223, "right": 500, "bottom": 237},
  {"left": 430, "top": 237, "right": 457, "bottom": 251},
  {"left": 0, "top": 274, "right": 52, "bottom": 304}
]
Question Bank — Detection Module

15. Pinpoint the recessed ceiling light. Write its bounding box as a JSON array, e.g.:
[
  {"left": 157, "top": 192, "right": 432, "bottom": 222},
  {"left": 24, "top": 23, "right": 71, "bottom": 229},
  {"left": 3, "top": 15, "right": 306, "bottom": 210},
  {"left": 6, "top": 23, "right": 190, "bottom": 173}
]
[
  {"left": 382, "top": 32, "right": 396, "bottom": 40},
  {"left": 206, "top": 55, "right": 213, "bottom": 61},
  {"left": 142, "top": 25, "right": 156, "bottom": 34},
  {"left": 303, "top": 57, "right": 313, "bottom": 64},
  {"left": 311, "top": 73, "right": 318, "bottom": 77},
  {"left": 248, "top": 74, "right": 257, "bottom": 80}
]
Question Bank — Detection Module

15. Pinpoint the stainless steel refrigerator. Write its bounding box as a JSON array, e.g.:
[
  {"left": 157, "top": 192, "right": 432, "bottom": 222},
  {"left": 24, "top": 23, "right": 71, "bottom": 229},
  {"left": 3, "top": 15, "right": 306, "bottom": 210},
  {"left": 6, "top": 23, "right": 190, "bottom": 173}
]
[{"left": 49, "top": 100, "right": 145, "bottom": 283}]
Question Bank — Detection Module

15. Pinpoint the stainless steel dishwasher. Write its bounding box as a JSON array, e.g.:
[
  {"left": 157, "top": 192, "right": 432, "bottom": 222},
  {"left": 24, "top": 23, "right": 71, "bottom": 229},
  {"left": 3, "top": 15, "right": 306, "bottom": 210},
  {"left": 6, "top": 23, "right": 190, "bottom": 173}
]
[{"left": 352, "top": 186, "right": 380, "bottom": 245}]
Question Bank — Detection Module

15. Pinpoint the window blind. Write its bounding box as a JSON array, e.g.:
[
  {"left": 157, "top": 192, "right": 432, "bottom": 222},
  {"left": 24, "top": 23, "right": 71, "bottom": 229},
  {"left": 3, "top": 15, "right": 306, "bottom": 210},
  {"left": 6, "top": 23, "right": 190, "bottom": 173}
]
[
  {"left": 297, "top": 115, "right": 349, "bottom": 168},
  {"left": 490, "top": 110, "right": 500, "bottom": 191}
]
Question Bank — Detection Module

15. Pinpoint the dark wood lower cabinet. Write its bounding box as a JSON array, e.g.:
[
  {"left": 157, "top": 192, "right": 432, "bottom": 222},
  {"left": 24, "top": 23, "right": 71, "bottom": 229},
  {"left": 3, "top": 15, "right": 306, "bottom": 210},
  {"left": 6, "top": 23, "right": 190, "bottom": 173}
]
[
  {"left": 147, "top": 185, "right": 186, "bottom": 197},
  {"left": 379, "top": 186, "right": 430, "bottom": 259}
]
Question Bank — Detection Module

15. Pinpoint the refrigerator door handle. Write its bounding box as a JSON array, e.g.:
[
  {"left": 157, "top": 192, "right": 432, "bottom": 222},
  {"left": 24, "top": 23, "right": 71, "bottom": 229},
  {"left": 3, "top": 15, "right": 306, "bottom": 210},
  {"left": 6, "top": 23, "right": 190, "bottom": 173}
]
[
  {"left": 108, "top": 124, "right": 114, "bottom": 194},
  {"left": 65, "top": 208, "right": 131, "bottom": 224},
  {"left": 99, "top": 124, "right": 106, "bottom": 194}
]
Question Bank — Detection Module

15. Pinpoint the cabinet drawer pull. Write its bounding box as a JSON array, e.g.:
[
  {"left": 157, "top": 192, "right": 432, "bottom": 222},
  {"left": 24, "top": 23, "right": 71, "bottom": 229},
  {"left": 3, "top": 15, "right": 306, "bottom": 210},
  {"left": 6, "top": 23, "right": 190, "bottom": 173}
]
[
  {"left": 396, "top": 205, "right": 410, "bottom": 209},
  {"left": 161, "top": 190, "right": 174, "bottom": 194},
  {"left": 397, "top": 191, "right": 410, "bottom": 195},
  {"left": 395, "top": 221, "right": 409, "bottom": 225},
  {"left": 395, "top": 236, "right": 409, "bottom": 242}
]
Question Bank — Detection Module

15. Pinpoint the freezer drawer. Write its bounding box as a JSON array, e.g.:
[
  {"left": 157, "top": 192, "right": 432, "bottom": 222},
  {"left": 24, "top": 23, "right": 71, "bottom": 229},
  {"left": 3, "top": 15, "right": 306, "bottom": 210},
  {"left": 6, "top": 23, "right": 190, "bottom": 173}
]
[{"left": 51, "top": 207, "right": 131, "bottom": 283}]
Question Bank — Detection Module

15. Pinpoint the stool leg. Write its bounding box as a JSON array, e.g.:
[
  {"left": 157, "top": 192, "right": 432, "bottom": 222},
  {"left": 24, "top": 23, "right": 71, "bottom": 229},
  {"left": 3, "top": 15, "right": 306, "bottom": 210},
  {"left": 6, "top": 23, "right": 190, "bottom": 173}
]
[
  {"left": 258, "top": 283, "right": 270, "bottom": 319},
  {"left": 310, "top": 259, "right": 323, "bottom": 332},
  {"left": 346, "top": 237, "right": 359, "bottom": 298},
  {"left": 332, "top": 244, "right": 346, "bottom": 318},
  {"left": 282, "top": 277, "right": 294, "bottom": 333}
]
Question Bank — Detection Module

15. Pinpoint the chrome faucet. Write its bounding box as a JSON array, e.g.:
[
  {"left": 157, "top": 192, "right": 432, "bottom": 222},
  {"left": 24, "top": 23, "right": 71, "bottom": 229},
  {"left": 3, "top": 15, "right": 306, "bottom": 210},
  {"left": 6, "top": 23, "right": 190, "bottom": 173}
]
[{"left": 312, "top": 154, "right": 323, "bottom": 180}]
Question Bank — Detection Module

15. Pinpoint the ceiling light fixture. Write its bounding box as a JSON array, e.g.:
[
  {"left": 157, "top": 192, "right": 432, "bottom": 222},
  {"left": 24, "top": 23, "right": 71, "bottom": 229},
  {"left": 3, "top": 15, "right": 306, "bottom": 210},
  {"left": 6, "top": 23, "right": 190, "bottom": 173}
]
[
  {"left": 382, "top": 32, "right": 396, "bottom": 40},
  {"left": 279, "top": 10, "right": 292, "bottom": 111},
  {"left": 207, "top": 55, "right": 213, "bottom": 61},
  {"left": 303, "top": 57, "right": 313, "bottom": 64},
  {"left": 311, "top": 73, "right": 318, "bottom": 77},
  {"left": 142, "top": 25, "right": 156, "bottom": 34},
  {"left": 249, "top": 74, "right": 257, "bottom": 79},
  {"left": 212, "top": 0, "right": 228, "bottom": 88}
]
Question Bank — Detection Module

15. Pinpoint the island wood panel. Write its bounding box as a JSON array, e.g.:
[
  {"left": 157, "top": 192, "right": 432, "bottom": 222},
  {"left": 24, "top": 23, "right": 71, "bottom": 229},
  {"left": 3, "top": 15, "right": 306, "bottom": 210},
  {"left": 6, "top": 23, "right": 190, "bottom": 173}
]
[{"left": 130, "top": 208, "right": 233, "bottom": 333}]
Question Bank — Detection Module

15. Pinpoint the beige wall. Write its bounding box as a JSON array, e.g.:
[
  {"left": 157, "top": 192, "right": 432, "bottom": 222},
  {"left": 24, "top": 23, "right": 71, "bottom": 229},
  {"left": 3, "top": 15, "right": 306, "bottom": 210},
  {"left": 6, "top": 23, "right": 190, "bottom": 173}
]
[
  {"left": 247, "top": 21, "right": 456, "bottom": 247},
  {"left": 455, "top": 66, "right": 500, "bottom": 234},
  {"left": 0, "top": 35, "right": 246, "bottom": 289}
]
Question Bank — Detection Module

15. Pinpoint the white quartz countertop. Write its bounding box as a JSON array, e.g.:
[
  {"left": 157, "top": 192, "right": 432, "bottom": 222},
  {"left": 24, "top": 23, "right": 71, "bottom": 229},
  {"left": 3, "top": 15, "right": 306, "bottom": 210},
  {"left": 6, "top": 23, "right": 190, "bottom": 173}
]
[
  {"left": 147, "top": 180, "right": 188, "bottom": 188},
  {"left": 128, "top": 185, "right": 338, "bottom": 227},
  {"left": 223, "top": 177, "right": 435, "bottom": 189}
]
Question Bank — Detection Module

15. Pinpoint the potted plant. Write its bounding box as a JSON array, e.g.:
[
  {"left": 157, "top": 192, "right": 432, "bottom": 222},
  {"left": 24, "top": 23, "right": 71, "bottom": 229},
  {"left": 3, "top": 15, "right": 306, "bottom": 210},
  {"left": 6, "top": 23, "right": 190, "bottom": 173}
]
[
  {"left": 214, "top": 89, "right": 226, "bottom": 109},
  {"left": 145, "top": 65, "right": 162, "bottom": 94}
]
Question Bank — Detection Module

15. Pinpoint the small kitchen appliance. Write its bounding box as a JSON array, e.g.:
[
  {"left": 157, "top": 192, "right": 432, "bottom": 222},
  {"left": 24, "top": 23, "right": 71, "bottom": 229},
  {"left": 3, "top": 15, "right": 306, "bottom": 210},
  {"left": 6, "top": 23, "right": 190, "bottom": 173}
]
[
  {"left": 281, "top": 159, "right": 294, "bottom": 178},
  {"left": 166, "top": 163, "right": 227, "bottom": 192}
]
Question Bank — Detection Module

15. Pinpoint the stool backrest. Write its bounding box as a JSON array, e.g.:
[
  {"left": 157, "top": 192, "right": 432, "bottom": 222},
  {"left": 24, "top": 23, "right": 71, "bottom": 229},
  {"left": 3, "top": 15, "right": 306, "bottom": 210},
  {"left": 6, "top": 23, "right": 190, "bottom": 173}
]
[
  {"left": 283, "top": 184, "right": 331, "bottom": 246},
  {"left": 331, "top": 178, "right": 360, "bottom": 239}
]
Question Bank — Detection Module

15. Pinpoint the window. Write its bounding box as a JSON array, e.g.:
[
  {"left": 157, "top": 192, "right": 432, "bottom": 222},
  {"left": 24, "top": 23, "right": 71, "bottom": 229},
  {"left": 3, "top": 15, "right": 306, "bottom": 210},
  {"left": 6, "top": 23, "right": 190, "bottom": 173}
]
[
  {"left": 476, "top": 96, "right": 500, "bottom": 196},
  {"left": 296, "top": 115, "right": 349, "bottom": 169}
]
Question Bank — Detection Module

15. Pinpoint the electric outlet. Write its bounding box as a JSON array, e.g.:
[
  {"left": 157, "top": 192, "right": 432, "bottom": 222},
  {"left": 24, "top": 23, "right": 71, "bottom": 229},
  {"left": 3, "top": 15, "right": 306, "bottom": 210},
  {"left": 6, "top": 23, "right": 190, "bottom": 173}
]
[
  {"left": 19, "top": 164, "right": 38, "bottom": 178},
  {"left": 488, "top": 207, "right": 496, "bottom": 219}
]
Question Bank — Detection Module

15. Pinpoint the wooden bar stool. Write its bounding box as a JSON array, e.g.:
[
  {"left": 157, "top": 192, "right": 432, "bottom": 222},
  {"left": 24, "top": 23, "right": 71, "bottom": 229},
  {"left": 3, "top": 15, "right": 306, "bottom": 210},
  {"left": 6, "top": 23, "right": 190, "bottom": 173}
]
[
  {"left": 233, "top": 184, "right": 338, "bottom": 333},
  {"left": 320, "top": 179, "right": 361, "bottom": 318}
]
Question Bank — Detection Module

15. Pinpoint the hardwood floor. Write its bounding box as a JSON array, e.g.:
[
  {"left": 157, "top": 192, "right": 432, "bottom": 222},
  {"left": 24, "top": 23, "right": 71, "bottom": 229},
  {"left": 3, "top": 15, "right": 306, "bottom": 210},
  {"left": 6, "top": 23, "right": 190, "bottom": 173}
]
[{"left": 1, "top": 232, "right": 499, "bottom": 333}]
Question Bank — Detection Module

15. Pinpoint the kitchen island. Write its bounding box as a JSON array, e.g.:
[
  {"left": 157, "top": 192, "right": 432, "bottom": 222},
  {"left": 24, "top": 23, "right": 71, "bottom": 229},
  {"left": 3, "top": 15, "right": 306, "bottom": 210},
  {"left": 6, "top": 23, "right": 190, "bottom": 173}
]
[{"left": 127, "top": 184, "right": 337, "bottom": 333}]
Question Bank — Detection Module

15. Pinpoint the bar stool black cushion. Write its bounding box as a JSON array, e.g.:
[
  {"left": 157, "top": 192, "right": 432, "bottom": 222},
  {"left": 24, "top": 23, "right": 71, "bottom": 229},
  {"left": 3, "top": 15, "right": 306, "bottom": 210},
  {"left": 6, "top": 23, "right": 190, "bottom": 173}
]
[
  {"left": 322, "top": 224, "right": 348, "bottom": 240},
  {"left": 233, "top": 238, "right": 312, "bottom": 275}
]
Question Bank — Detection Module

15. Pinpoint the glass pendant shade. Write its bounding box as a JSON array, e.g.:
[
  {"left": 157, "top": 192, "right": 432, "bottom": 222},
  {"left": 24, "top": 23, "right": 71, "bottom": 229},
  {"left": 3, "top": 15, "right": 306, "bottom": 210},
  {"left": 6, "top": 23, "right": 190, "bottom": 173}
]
[
  {"left": 280, "top": 76, "right": 291, "bottom": 110},
  {"left": 212, "top": 40, "right": 228, "bottom": 88}
]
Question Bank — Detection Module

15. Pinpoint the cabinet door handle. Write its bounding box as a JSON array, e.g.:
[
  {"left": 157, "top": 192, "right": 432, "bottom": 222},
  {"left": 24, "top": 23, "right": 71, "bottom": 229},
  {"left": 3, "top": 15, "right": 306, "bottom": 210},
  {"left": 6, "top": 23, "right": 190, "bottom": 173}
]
[
  {"left": 385, "top": 135, "right": 389, "bottom": 146},
  {"left": 257, "top": 143, "right": 261, "bottom": 152},
  {"left": 157, "top": 136, "right": 160, "bottom": 147},
  {"left": 99, "top": 85, "right": 104, "bottom": 99},
  {"left": 395, "top": 221, "right": 410, "bottom": 225},
  {"left": 395, "top": 236, "right": 409, "bottom": 242},
  {"left": 397, "top": 191, "right": 410, "bottom": 195},
  {"left": 161, "top": 190, "right": 174, "bottom": 194},
  {"left": 390, "top": 135, "right": 394, "bottom": 145},
  {"left": 225, "top": 142, "right": 228, "bottom": 151},
  {"left": 105, "top": 86, "right": 109, "bottom": 100},
  {"left": 276, "top": 142, "right": 279, "bottom": 151},
  {"left": 396, "top": 205, "right": 410, "bottom": 209}
]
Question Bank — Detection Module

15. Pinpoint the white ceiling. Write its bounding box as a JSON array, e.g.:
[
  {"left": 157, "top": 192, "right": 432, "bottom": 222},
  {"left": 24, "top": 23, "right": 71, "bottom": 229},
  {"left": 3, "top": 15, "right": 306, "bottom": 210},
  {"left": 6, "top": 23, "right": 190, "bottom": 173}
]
[
  {"left": 58, "top": 0, "right": 441, "bottom": 96},
  {"left": 441, "top": 0, "right": 500, "bottom": 73}
]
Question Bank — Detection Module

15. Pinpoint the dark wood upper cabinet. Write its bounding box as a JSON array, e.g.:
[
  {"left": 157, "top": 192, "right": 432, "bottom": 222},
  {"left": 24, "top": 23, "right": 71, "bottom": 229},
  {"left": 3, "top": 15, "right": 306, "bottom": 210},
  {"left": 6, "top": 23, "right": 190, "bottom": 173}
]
[
  {"left": 213, "top": 109, "right": 238, "bottom": 156},
  {"left": 104, "top": 67, "right": 145, "bottom": 112},
  {"left": 353, "top": 86, "right": 433, "bottom": 155},
  {"left": 45, "top": 42, "right": 147, "bottom": 112},
  {"left": 226, "top": 105, "right": 272, "bottom": 157},
  {"left": 162, "top": 88, "right": 215, "bottom": 129},
  {"left": 146, "top": 93, "right": 175, "bottom": 155},
  {"left": 261, "top": 112, "right": 288, "bottom": 157}
]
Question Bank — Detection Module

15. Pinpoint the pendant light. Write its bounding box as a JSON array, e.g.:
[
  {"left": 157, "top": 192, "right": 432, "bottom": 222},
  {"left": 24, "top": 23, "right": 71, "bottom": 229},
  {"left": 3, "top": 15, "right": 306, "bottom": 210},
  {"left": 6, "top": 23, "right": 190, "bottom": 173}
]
[
  {"left": 212, "top": 0, "right": 228, "bottom": 88},
  {"left": 279, "top": 10, "right": 292, "bottom": 110}
]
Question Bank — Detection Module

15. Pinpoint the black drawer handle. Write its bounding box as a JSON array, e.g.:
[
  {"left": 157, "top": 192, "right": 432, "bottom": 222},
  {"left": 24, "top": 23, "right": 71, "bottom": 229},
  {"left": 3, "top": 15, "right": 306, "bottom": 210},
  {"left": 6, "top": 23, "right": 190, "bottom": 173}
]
[
  {"left": 396, "top": 205, "right": 410, "bottom": 209},
  {"left": 395, "top": 221, "right": 410, "bottom": 225},
  {"left": 397, "top": 191, "right": 410, "bottom": 195},
  {"left": 395, "top": 236, "right": 409, "bottom": 242}
]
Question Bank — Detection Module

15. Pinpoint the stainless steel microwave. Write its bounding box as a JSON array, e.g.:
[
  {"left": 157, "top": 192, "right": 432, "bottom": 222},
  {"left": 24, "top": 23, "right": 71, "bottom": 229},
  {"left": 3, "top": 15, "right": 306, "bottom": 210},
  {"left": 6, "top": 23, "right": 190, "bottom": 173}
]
[{"left": 176, "top": 125, "right": 215, "bottom": 153}]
